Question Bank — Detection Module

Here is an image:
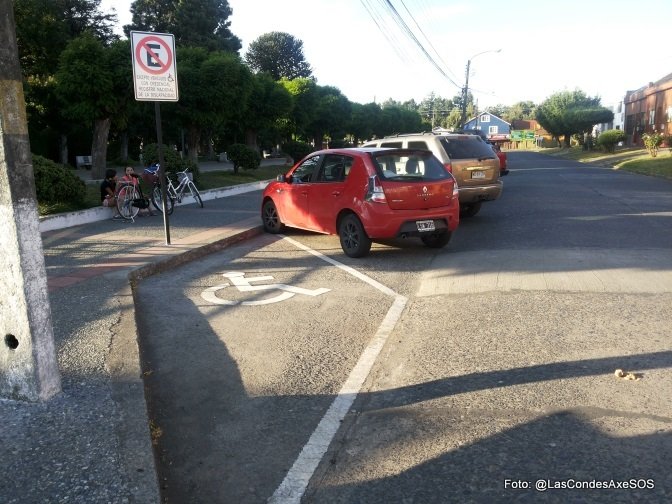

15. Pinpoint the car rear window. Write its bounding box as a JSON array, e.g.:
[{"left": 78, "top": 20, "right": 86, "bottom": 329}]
[
  {"left": 372, "top": 151, "right": 450, "bottom": 181},
  {"left": 439, "top": 136, "right": 497, "bottom": 160}
]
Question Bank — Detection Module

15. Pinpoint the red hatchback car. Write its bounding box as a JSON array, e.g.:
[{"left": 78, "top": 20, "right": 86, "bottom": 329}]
[{"left": 261, "top": 148, "right": 460, "bottom": 257}]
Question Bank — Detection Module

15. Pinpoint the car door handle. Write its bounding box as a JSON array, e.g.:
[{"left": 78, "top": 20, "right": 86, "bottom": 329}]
[{"left": 331, "top": 191, "right": 341, "bottom": 196}]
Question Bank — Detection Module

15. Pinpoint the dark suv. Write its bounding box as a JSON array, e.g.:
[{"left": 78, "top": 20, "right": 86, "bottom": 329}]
[{"left": 362, "top": 133, "right": 502, "bottom": 217}]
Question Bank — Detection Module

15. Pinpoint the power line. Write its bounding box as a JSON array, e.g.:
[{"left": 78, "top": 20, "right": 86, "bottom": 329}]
[
  {"left": 378, "top": 0, "right": 461, "bottom": 90},
  {"left": 396, "top": 0, "right": 458, "bottom": 82}
]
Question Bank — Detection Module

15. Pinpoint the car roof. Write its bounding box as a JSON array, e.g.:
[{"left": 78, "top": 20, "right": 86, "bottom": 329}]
[{"left": 367, "top": 132, "right": 485, "bottom": 141}]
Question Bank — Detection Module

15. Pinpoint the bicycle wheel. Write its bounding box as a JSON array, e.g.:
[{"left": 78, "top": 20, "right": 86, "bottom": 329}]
[
  {"left": 151, "top": 183, "right": 175, "bottom": 215},
  {"left": 189, "top": 182, "right": 204, "bottom": 208},
  {"left": 116, "top": 184, "right": 140, "bottom": 220}
]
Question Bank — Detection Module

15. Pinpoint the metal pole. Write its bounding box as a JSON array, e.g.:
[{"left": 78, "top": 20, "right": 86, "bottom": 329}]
[{"left": 155, "top": 101, "right": 171, "bottom": 245}]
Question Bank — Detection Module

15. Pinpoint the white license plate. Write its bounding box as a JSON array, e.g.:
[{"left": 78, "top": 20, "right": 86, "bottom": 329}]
[
  {"left": 416, "top": 220, "right": 435, "bottom": 232},
  {"left": 471, "top": 171, "right": 486, "bottom": 179}
]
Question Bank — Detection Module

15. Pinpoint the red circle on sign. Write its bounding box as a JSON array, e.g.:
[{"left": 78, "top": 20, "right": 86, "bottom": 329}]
[{"left": 135, "top": 35, "right": 173, "bottom": 75}]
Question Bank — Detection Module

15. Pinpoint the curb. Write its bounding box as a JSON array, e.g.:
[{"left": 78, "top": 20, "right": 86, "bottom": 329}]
[
  {"left": 39, "top": 180, "right": 271, "bottom": 233},
  {"left": 114, "top": 225, "right": 265, "bottom": 501}
]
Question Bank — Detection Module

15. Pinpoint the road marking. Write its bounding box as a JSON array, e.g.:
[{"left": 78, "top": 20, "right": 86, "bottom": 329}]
[
  {"left": 269, "top": 236, "right": 408, "bottom": 504},
  {"left": 281, "top": 236, "right": 398, "bottom": 297},
  {"left": 201, "top": 271, "right": 330, "bottom": 306}
]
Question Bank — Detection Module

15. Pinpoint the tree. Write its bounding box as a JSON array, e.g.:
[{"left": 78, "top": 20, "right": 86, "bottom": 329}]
[
  {"left": 245, "top": 32, "right": 312, "bottom": 80},
  {"left": 349, "top": 102, "right": 381, "bottom": 144},
  {"left": 169, "top": 48, "right": 253, "bottom": 162},
  {"left": 536, "top": 90, "right": 613, "bottom": 147},
  {"left": 241, "top": 73, "right": 293, "bottom": 153},
  {"left": 14, "top": 0, "right": 118, "bottom": 163},
  {"left": 419, "top": 93, "right": 456, "bottom": 129},
  {"left": 125, "top": 0, "right": 241, "bottom": 52},
  {"left": 279, "top": 77, "right": 319, "bottom": 140},
  {"left": 306, "top": 86, "right": 351, "bottom": 147},
  {"left": 55, "top": 35, "right": 132, "bottom": 178}
]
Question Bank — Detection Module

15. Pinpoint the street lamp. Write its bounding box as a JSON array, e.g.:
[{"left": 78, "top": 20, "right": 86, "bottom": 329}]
[{"left": 460, "top": 49, "right": 501, "bottom": 130}]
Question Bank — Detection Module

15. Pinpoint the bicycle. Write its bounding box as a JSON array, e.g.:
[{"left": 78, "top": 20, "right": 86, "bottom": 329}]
[
  {"left": 144, "top": 164, "right": 204, "bottom": 215},
  {"left": 115, "top": 180, "right": 142, "bottom": 221}
]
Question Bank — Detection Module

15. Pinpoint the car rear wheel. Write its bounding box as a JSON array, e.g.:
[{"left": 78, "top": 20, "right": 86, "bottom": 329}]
[
  {"left": 339, "top": 214, "right": 372, "bottom": 258},
  {"left": 460, "top": 202, "right": 482, "bottom": 218},
  {"left": 262, "top": 200, "right": 284, "bottom": 233},
  {"left": 421, "top": 232, "right": 452, "bottom": 248}
]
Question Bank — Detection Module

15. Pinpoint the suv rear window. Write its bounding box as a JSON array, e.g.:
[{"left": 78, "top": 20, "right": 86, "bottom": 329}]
[
  {"left": 372, "top": 151, "right": 450, "bottom": 181},
  {"left": 439, "top": 136, "right": 497, "bottom": 160}
]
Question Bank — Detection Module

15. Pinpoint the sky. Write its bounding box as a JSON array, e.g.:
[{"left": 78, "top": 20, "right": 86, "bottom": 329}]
[{"left": 101, "top": 0, "right": 672, "bottom": 111}]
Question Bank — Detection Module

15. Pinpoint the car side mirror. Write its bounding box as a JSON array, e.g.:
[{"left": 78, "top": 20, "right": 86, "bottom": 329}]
[{"left": 276, "top": 174, "right": 286, "bottom": 182}]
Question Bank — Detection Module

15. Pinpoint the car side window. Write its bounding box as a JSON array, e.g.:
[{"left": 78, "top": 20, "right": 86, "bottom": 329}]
[
  {"left": 317, "top": 154, "right": 351, "bottom": 182},
  {"left": 381, "top": 141, "right": 403, "bottom": 148},
  {"left": 408, "top": 141, "right": 430, "bottom": 151},
  {"left": 291, "top": 155, "right": 320, "bottom": 183}
]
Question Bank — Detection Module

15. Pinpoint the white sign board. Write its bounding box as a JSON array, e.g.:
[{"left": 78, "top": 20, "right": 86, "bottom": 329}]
[{"left": 130, "top": 31, "right": 178, "bottom": 101}]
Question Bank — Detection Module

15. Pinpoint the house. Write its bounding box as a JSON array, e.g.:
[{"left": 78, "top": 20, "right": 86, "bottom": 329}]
[
  {"left": 624, "top": 72, "right": 672, "bottom": 145},
  {"left": 463, "top": 112, "right": 511, "bottom": 140},
  {"left": 597, "top": 100, "right": 625, "bottom": 134}
]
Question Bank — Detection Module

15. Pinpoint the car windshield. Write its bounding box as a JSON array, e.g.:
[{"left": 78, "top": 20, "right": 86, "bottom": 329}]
[
  {"left": 439, "top": 137, "right": 497, "bottom": 159},
  {"left": 372, "top": 152, "right": 450, "bottom": 181}
]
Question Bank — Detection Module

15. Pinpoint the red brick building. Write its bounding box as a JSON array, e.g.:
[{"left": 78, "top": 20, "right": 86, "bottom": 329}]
[{"left": 624, "top": 72, "right": 672, "bottom": 145}]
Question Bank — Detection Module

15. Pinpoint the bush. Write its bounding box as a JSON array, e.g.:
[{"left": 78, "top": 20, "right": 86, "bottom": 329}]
[
  {"left": 33, "top": 155, "right": 86, "bottom": 207},
  {"left": 596, "top": 129, "right": 626, "bottom": 153},
  {"left": 227, "top": 144, "right": 261, "bottom": 173},
  {"left": 642, "top": 132, "right": 664, "bottom": 157},
  {"left": 281, "top": 140, "right": 313, "bottom": 163},
  {"left": 141, "top": 143, "right": 200, "bottom": 184}
]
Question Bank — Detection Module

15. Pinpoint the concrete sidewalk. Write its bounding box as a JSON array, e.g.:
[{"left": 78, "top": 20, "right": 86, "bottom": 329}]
[{"left": 1, "top": 190, "right": 265, "bottom": 503}]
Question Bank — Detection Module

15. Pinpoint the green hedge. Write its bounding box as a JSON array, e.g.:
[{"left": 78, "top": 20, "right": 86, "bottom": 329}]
[
  {"left": 33, "top": 155, "right": 86, "bottom": 208},
  {"left": 227, "top": 143, "right": 261, "bottom": 173},
  {"left": 596, "top": 129, "right": 626, "bottom": 153}
]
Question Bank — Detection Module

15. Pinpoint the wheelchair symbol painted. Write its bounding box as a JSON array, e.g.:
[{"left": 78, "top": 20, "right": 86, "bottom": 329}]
[{"left": 201, "top": 272, "right": 331, "bottom": 306}]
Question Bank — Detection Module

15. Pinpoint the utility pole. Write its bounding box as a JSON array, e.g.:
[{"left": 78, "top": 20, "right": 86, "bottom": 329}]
[
  {"left": 460, "top": 59, "right": 472, "bottom": 130},
  {"left": 460, "top": 49, "right": 502, "bottom": 131},
  {"left": 0, "top": 0, "right": 61, "bottom": 401}
]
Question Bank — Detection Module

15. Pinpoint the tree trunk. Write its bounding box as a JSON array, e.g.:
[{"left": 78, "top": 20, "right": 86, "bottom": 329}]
[
  {"left": 59, "top": 134, "right": 68, "bottom": 166},
  {"left": 119, "top": 131, "right": 129, "bottom": 162},
  {"left": 245, "top": 129, "right": 259, "bottom": 153},
  {"left": 563, "top": 133, "right": 571, "bottom": 148},
  {"left": 91, "top": 118, "right": 111, "bottom": 179},
  {"left": 187, "top": 126, "right": 200, "bottom": 164}
]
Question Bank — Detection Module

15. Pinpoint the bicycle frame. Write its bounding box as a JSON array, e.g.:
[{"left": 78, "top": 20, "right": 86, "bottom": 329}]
[{"left": 149, "top": 168, "right": 203, "bottom": 214}]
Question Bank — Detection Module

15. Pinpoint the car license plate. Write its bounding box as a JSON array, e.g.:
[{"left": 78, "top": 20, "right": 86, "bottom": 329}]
[
  {"left": 416, "top": 220, "right": 435, "bottom": 232},
  {"left": 471, "top": 171, "right": 486, "bottom": 179}
]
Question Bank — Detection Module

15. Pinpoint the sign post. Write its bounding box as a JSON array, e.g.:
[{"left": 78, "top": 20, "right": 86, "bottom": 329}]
[{"left": 131, "top": 31, "right": 178, "bottom": 244}]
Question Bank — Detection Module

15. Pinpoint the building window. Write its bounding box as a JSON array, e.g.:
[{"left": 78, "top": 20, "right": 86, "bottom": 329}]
[
  {"left": 667, "top": 106, "right": 672, "bottom": 122},
  {"left": 649, "top": 109, "right": 655, "bottom": 125},
  {"left": 489, "top": 126, "right": 498, "bottom": 134},
  {"left": 481, "top": 114, "right": 490, "bottom": 122}
]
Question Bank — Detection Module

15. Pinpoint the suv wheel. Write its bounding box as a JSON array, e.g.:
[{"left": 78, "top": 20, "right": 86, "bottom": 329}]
[
  {"left": 339, "top": 214, "right": 372, "bottom": 258},
  {"left": 460, "top": 202, "right": 482, "bottom": 218},
  {"left": 421, "top": 232, "right": 452, "bottom": 248}
]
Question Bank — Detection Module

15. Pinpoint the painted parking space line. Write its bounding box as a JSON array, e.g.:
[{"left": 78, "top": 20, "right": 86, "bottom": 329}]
[{"left": 268, "top": 235, "right": 408, "bottom": 504}]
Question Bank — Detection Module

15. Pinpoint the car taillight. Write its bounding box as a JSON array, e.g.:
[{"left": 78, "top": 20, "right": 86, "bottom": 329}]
[
  {"left": 444, "top": 162, "right": 452, "bottom": 173},
  {"left": 365, "top": 175, "right": 386, "bottom": 203}
]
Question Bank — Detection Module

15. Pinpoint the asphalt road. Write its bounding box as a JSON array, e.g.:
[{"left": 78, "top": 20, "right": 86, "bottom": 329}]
[{"left": 135, "top": 152, "right": 672, "bottom": 503}]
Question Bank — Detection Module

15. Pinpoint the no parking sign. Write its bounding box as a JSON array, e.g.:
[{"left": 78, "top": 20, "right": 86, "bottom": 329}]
[{"left": 130, "top": 31, "right": 178, "bottom": 101}]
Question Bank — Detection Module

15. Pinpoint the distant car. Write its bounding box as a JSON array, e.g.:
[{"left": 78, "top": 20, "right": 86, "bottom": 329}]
[
  {"left": 362, "top": 132, "right": 502, "bottom": 217},
  {"left": 490, "top": 143, "right": 509, "bottom": 176},
  {"left": 261, "top": 148, "right": 460, "bottom": 258}
]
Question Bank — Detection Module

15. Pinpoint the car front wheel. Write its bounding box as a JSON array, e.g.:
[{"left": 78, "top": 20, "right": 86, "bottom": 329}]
[
  {"left": 262, "top": 200, "right": 284, "bottom": 233},
  {"left": 421, "top": 232, "right": 452, "bottom": 248},
  {"left": 339, "top": 214, "right": 372, "bottom": 258}
]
